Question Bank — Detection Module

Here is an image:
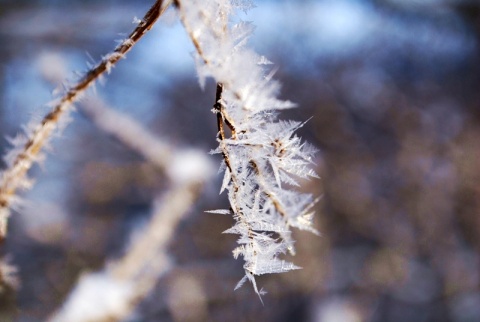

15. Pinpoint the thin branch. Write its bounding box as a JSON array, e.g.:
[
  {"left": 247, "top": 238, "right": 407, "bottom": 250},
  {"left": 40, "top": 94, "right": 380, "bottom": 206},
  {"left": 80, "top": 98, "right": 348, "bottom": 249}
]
[
  {"left": 0, "top": 0, "right": 171, "bottom": 240},
  {"left": 213, "top": 82, "right": 254, "bottom": 242},
  {"left": 178, "top": 5, "right": 266, "bottom": 280},
  {"left": 80, "top": 97, "right": 173, "bottom": 171},
  {"left": 45, "top": 86, "right": 214, "bottom": 321},
  {"left": 176, "top": 1, "right": 317, "bottom": 297},
  {"left": 48, "top": 182, "right": 202, "bottom": 322},
  {"left": 214, "top": 83, "right": 226, "bottom": 141}
]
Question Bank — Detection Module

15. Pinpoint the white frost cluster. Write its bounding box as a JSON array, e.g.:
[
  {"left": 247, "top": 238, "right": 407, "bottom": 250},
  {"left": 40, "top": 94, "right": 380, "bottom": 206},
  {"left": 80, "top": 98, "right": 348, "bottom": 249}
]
[
  {"left": 49, "top": 272, "right": 133, "bottom": 322},
  {"left": 166, "top": 149, "right": 216, "bottom": 185},
  {"left": 177, "top": 0, "right": 319, "bottom": 297}
]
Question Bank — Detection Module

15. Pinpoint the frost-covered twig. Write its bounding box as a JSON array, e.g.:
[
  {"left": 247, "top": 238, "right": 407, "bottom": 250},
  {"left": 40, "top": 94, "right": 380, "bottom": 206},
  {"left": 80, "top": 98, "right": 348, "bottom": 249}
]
[
  {"left": 0, "top": 257, "right": 19, "bottom": 294},
  {"left": 175, "top": 0, "right": 319, "bottom": 298},
  {"left": 0, "top": 0, "right": 170, "bottom": 239},
  {"left": 47, "top": 72, "right": 214, "bottom": 322},
  {"left": 48, "top": 181, "right": 206, "bottom": 322},
  {"left": 80, "top": 97, "right": 173, "bottom": 171}
]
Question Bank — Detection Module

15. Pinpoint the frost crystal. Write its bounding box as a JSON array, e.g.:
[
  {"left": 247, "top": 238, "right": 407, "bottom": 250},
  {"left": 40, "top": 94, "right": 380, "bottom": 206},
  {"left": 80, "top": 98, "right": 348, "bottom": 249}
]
[{"left": 177, "top": 0, "right": 318, "bottom": 298}]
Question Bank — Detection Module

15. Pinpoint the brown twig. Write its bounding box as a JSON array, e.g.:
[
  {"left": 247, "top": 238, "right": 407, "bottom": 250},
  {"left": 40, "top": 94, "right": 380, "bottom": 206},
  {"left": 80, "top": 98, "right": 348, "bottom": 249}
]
[
  {"left": 214, "top": 83, "right": 226, "bottom": 141},
  {"left": 0, "top": 0, "right": 170, "bottom": 240}
]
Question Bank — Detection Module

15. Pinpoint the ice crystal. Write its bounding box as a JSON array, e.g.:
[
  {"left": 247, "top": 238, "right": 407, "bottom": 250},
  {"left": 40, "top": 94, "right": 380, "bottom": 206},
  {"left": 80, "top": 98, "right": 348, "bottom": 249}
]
[{"left": 181, "top": 0, "right": 320, "bottom": 298}]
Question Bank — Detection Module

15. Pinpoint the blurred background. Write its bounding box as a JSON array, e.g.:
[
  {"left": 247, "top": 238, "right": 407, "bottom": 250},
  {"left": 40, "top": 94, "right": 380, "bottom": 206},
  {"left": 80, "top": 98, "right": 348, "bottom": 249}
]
[{"left": 1, "top": 0, "right": 480, "bottom": 321}]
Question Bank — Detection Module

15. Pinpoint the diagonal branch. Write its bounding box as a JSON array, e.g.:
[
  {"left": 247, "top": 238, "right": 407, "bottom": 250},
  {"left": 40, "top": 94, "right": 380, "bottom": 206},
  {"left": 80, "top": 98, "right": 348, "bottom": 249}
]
[
  {"left": 47, "top": 182, "right": 203, "bottom": 322},
  {"left": 0, "top": 0, "right": 171, "bottom": 240}
]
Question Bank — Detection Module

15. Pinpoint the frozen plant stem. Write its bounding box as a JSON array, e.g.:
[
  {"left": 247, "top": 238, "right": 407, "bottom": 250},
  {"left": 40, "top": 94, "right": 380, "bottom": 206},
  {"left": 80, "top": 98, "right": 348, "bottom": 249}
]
[
  {"left": 48, "top": 182, "right": 204, "bottom": 322},
  {"left": 0, "top": 0, "right": 170, "bottom": 240},
  {"left": 80, "top": 97, "right": 173, "bottom": 171},
  {"left": 42, "top": 79, "right": 213, "bottom": 321},
  {"left": 176, "top": 0, "right": 319, "bottom": 298}
]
